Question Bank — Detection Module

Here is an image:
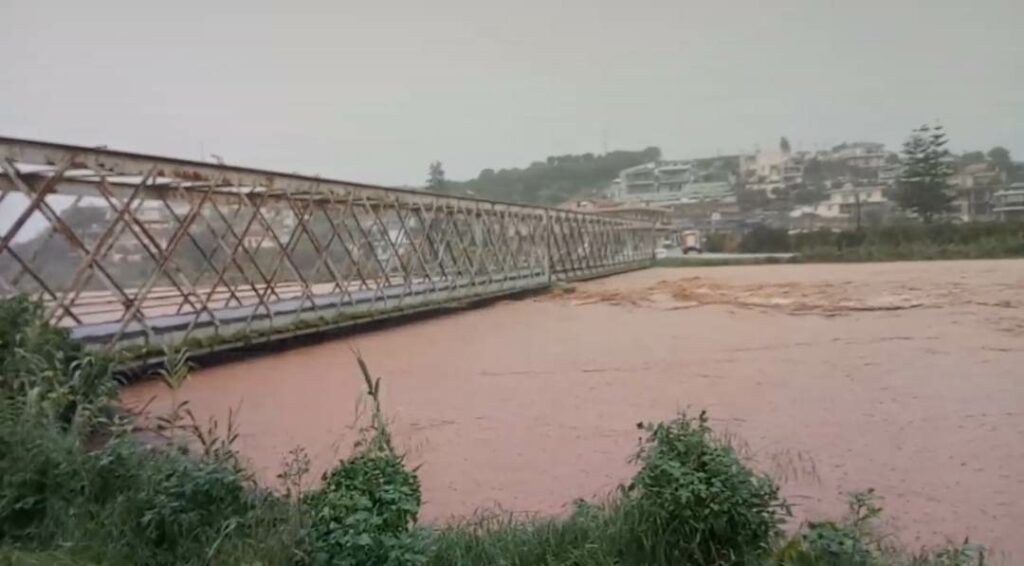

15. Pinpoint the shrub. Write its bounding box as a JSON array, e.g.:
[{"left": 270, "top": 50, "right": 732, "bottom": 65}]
[
  {"left": 739, "top": 225, "right": 791, "bottom": 253},
  {"left": 0, "top": 403, "right": 89, "bottom": 540},
  {"left": 773, "top": 490, "right": 986, "bottom": 566},
  {"left": 623, "top": 411, "right": 788, "bottom": 565},
  {"left": 424, "top": 412, "right": 789, "bottom": 566},
  {"left": 303, "top": 355, "right": 425, "bottom": 565},
  {"left": 0, "top": 298, "right": 300, "bottom": 565},
  {"left": 791, "top": 221, "right": 1024, "bottom": 262},
  {"left": 739, "top": 221, "right": 1024, "bottom": 262},
  {"left": 305, "top": 453, "right": 424, "bottom": 565},
  {"left": 705, "top": 232, "right": 741, "bottom": 253},
  {"left": 0, "top": 400, "right": 296, "bottom": 566},
  {"left": 0, "top": 297, "right": 117, "bottom": 432}
]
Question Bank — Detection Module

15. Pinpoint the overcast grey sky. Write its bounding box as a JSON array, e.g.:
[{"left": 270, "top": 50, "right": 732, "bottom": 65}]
[{"left": 1, "top": 0, "right": 1021, "bottom": 186}]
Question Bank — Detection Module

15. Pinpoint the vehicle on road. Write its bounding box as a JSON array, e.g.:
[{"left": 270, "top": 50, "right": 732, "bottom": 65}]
[{"left": 681, "top": 230, "right": 702, "bottom": 254}]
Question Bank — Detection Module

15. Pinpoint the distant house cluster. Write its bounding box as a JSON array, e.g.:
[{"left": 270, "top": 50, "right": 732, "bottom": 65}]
[{"left": 564, "top": 141, "right": 1022, "bottom": 235}]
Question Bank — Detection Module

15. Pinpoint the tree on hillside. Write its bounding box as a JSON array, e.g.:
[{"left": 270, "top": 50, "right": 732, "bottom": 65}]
[
  {"left": 60, "top": 204, "right": 110, "bottom": 239},
  {"left": 779, "top": 137, "right": 791, "bottom": 154},
  {"left": 960, "top": 151, "right": 986, "bottom": 165},
  {"left": 987, "top": 146, "right": 1011, "bottom": 172},
  {"left": 737, "top": 189, "right": 770, "bottom": 211},
  {"left": 895, "top": 124, "right": 954, "bottom": 223},
  {"left": 426, "top": 161, "right": 446, "bottom": 194},
  {"left": 452, "top": 146, "right": 661, "bottom": 205}
]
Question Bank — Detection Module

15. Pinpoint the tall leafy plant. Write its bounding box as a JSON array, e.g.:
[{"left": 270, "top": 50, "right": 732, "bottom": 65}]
[{"left": 303, "top": 354, "right": 425, "bottom": 565}]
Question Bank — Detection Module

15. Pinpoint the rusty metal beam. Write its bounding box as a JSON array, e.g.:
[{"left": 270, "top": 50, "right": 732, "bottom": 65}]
[{"left": 0, "top": 136, "right": 655, "bottom": 359}]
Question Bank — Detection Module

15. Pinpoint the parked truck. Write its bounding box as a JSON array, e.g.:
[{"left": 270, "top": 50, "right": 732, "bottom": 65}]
[{"left": 681, "top": 230, "right": 702, "bottom": 254}]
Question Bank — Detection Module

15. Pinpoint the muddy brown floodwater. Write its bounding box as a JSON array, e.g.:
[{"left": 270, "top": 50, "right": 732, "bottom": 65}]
[{"left": 121, "top": 259, "right": 1024, "bottom": 560}]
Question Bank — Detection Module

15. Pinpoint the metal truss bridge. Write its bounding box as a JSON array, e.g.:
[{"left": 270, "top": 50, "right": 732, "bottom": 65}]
[{"left": 0, "top": 137, "right": 655, "bottom": 361}]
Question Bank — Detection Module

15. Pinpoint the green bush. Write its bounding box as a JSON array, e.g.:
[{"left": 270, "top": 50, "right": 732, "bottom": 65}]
[
  {"left": 0, "top": 297, "right": 116, "bottom": 431},
  {"left": 303, "top": 355, "right": 425, "bottom": 566},
  {"left": 790, "top": 221, "right": 1024, "bottom": 262},
  {"left": 305, "top": 453, "right": 424, "bottom": 565},
  {"left": 623, "top": 411, "right": 788, "bottom": 565},
  {"left": 740, "top": 225, "right": 792, "bottom": 253},
  {"left": 0, "top": 298, "right": 300, "bottom": 565},
  {"left": 705, "top": 232, "right": 741, "bottom": 253},
  {"left": 0, "top": 403, "right": 297, "bottom": 565},
  {"left": 424, "top": 412, "right": 788, "bottom": 566},
  {"left": 774, "top": 490, "right": 986, "bottom": 566},
  {"left": 774, "top": 490, "right": 882, "bottom": 566}
]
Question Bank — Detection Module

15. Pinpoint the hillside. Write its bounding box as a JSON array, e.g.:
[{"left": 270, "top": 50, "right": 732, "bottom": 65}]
[{"left": 440, "top": 147, "right": 661, "bottom": 205}]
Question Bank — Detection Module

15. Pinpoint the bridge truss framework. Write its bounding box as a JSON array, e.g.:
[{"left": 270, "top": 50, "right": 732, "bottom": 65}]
[{"left": 0, "top": 137, "right": 655, "bottom": 359}]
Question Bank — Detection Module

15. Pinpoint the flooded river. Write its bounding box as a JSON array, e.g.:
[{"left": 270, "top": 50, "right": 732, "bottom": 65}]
[{"left": 122, "top": 259, "right": 1024, "bottom": 559}]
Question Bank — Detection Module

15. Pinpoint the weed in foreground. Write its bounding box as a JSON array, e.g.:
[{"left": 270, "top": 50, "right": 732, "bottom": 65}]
[
  {"left": 301, "top": 351, "right": 425, "bottom": 566},
  {"left": 773, "top": 489, "right": 986, "bottom": 566},
  {"left": 0, "top": 297, "right": 118, "bottom": 434},
  {"left": 623, "top": 411, "right": 789, "bottom": 564},
  {"left": 423, "top": 411, "right": 789, "bottom": 566}
]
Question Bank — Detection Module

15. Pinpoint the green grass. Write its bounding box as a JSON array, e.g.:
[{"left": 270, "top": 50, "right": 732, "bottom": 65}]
[
  {"left": 693, "top": 222, "right": 1024, "bottom": 266},
  {"left": 424, "top": 413, "right": 786, "bottom": 566},
  {"left": 654, "top": 255, "right": 798, "bottom": 268},
  {"left": 798, "top": 242, "right": 1024, "bottom": 263},
  {"left": 0, "top": 401, "right": 304, "bottom": 565}
]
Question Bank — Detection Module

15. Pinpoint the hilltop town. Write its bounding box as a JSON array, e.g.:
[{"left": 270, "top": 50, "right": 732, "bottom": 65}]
[{"left": 556, "top": 140, "right": 1023, "bottom": 234}]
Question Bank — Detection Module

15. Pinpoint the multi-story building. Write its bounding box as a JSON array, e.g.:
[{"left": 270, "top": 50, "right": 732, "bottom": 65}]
[
  {"left": 788, "top": 183, "right": 894, "bottom": 230},
  {"left": 949, "top": 161, "right": 1006, "bottom": 222},
  {"left": 615, "top": 159, "right": 737, "bottom": 204},
  {"left": 741, "top": 148, "right": 805, "bottom": 197},
  {"left": 671, "top": 197, "right": 743, "bottom": 232},
  {"left": 825, "top": 142, "right": 890, "bottom": 169},
  {"left": 804, "top": 142, "right": 898, "bottom": 191},
  {"left": 993, "top": 182, "right": 1024, "bottom": 221},
  {"left": 612, "top": 158, "right": 742, "bottom": 233},
  {"left": 950, "top": 161, "right": 1005, "bottom": 189},
  {"left": 609, "top": 158, "right": 744, "bottom": 236}
]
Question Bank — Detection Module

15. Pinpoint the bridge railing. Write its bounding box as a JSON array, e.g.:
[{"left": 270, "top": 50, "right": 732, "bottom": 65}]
[{"left": 0, "top": 137, "right": 654, "bottom": 358}]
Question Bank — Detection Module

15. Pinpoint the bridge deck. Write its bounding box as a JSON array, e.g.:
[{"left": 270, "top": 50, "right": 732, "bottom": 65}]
[{"left": 0, "top": 137, "right": 655, "bottom": 359}]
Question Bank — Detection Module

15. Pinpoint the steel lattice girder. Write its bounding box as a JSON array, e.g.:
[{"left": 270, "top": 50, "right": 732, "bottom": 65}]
[{"left": 0, "top": 137, "right": 655, "bottom": 357}]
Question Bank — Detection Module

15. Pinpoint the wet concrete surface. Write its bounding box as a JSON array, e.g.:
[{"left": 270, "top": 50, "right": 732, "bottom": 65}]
[{"left": 122, "top": 259, "right": 1024, "bottom": 560}]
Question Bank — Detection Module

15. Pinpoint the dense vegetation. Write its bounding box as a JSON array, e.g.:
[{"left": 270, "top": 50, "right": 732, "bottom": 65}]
[
  {"left": 703, "top": 221, "right": 1024, "bottom": 262},
  {"left": 438, "top": 147, "right": 661, "bottom": 205},
  {"left": 0, "top": 297, "right": 986, "bottom": 565}
]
